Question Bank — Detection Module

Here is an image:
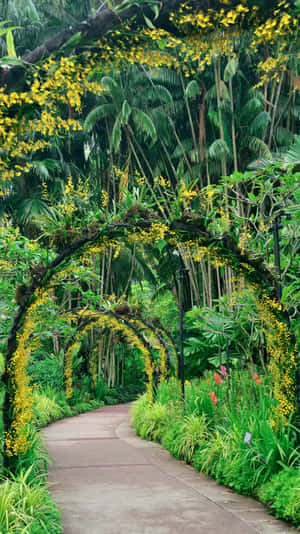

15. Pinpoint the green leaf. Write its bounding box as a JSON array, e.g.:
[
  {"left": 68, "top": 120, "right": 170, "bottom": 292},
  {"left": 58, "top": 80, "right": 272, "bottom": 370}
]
[
  {"left": 184, "top": 80, "right": 200, "bottom": 99},
  {"left": 283, "top": 136, "right": 300, "bottom": 165},
  {"left": 158, "top": 39, "right": 167, "bottom": 50},
  {"left": 224, "top": 57, "right": 239, "bottom": 82},
  {"left": 248, "top": 137, "right": 272, "bottom": 159},
  {"left": 151, "top": 3, "right": 159, "bottom": 19},
  {"left": 144, "top": 15, "right": 155, "bottom": 29},
  {"left": 110, "top": 116, "right": 122, "bottom": 152},
  {"left": 0, "top": 26, "right": 19, "bottom": 38},
  {"left": 6, "top": 29, "right": 16, "bottom": 57},
  {"left": 120, "top": 100, "right": 131, "bottom": 125},
  {"left": 0, "top": 56, "right": 25, "bottom": 67},
  {"left": 61, "top": 32, "right": 82, "bottom": 52},
  {"left": 156, "top": 239, "right": 167, "bottom": 252},
  {"left": 0, "top": 353, "right": 4, "bottom": 375}
]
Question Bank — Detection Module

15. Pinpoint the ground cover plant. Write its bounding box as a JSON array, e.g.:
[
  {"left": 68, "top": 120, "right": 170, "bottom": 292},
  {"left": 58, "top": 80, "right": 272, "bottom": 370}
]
[{"left": 132, "top": 373, "right": 300, "bottom": 526}]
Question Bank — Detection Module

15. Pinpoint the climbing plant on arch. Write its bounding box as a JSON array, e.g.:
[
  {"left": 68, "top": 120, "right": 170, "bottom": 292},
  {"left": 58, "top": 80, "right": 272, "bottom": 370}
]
[
  {"left": 62, "top": 307, "right": 174, "bottom": 401},
  {"left": 3, "top": 211, "right": 299, "bottom": 465}
]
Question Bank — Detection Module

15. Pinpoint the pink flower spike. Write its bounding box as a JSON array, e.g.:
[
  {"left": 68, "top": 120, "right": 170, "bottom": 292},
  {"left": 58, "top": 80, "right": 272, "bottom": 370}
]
[
  {"left": 220, "top": 365, "right": 229, "bottom": 377},
  {"left": 255, "top": 378, "right": 262, "bottom": 385},
  {"left": 253, "top": 372, "right": 258, "bottom": 381}
]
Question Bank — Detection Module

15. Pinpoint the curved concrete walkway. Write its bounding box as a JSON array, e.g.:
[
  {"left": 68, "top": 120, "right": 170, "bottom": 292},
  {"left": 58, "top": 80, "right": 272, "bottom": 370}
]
[{"left": 42, "top": 404, "right": 297, "bottom": 534}]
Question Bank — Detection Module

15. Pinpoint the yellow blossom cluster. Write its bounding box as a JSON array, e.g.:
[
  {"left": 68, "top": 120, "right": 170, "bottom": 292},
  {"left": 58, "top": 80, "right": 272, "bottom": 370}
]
[
  {"left": 128, "top": 222, "right": 173, "bottom": 245},
  {"left": 128, "top": 317, "right": 169, "bottom": 382},
  {"left": 238, "top": 224, "right": 252, "bottom": 255},
  {"left": 256, "top": 296, "right": 297, "bottom": 426},
  {"left": 6, "top": 289, "right": 50, "bottom": 456},
  {"left": 64, "top": 341, "right": 81, "bottom": 399},
  {"left": 57, "top": 175, "right": 90, "bottom": 218}
]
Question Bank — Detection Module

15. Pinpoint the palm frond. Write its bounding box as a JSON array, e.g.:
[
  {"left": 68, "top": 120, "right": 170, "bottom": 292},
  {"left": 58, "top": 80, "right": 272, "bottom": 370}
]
[
  {"left": 208, "top": 139, "right": 231, "bottom": 160},
  {"left": 249, "top": 111, "right": 271, "bottom": 136},
  {"left": 84, "top": 104, "right": 114, "bottom": 132},
  {"left": 131, "top": 109, "right": 157, "bottom": 143},
  {"left": 283, "top": 136, "right": 300, "bottom": 166},
  {"left": 140, "top": 85, "right": 173, "bottom": 106},
  {"left": 248, "top": 136, "right": 272, "bottom": 159}
]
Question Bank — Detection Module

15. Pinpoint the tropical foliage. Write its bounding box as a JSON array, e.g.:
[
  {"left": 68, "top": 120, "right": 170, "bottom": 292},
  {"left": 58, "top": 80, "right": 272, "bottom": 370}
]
[{"left": 0, "top": 0, "right": 299, "bottom": 531}]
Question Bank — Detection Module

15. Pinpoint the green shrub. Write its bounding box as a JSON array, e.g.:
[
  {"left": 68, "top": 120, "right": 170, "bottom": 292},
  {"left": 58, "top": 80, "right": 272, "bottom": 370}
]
[
  {"left": 259, "top": 467, "right": 300, "bottom": 526},
  {"left": 0, "top": 467, "right": 62, "bottom": 533},
  {"left": 33, "top": 391, "right": 64, "bottom": 428}
]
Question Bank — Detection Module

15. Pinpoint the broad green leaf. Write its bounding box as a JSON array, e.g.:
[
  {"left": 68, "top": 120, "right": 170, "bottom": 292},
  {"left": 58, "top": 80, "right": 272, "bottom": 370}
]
[{"left": 158, "top": 39, "right": 167, "bottom": 50}]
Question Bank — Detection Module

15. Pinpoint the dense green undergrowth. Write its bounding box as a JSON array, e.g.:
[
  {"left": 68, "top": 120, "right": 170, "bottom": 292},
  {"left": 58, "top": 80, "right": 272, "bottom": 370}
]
[{"left": 131, "top": 372, "right": 300, "bottom": 527}]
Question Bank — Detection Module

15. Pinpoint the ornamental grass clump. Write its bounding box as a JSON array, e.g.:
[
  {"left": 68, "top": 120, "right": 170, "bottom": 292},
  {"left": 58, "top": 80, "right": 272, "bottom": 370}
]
[
  {"left": 163, "top": 414, "right": 208, "bottom": 463},
  {"left": 0, "top": 467, "right": 62, "bottom": 533},
  {"left": 138, "top": 402, "right": 169, "bottom": 441}
]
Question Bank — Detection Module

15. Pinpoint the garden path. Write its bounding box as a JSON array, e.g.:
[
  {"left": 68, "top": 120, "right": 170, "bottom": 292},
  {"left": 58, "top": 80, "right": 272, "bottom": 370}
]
[{"left": 42, "top": 404, "right": 297, "bottom": 534}]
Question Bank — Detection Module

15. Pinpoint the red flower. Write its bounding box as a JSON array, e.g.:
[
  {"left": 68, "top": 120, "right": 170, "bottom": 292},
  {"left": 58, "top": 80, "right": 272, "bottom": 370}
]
[
  {"left": 214, "top": 373, "right": 223, "bottom": 385},
  {"left": 253, "top": 372, "right": 262, "bottom": 385},
  {"left": 209, "top": 391, "right": 218, "bottom": 405}
]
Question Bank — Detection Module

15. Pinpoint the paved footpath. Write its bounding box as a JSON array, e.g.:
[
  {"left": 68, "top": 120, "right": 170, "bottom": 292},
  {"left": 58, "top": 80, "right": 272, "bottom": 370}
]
[{"left": 42, "top": 404, "right": 297, "bottom": 534}]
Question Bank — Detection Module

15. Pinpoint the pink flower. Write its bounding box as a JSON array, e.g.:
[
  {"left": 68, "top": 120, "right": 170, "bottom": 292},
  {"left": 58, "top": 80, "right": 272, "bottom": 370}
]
[
  {"left": 214, "top": 373, "right": 223, "bottom": 385},
  {"left": 209, "top": 391, "right": 218, "bottom": 405},
  {"left": 253, "top": 372, "right": 258, "bottom": 380},
  {"left": 220, "top": 365, "right": 229, "bottom": 377}
]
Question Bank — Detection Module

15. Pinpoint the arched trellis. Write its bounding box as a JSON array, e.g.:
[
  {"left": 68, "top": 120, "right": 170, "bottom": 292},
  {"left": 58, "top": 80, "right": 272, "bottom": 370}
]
[
  {"left": 62, "top": 308, "right": 176, "bottom": 399},
  {"left": 3, "top": 215, "right": 299, "bottom": 464}
]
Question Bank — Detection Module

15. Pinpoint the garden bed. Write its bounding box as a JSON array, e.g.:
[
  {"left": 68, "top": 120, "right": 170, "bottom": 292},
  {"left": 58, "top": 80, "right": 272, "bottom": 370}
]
[{"left": 131, "top": 372, "right": 300, "bottom": 527}]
